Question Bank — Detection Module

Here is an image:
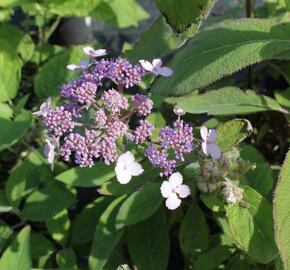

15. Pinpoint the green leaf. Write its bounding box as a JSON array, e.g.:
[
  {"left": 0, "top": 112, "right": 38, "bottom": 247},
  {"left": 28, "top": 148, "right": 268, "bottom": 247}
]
[
  {"left": 0, "top": 24, "right": 35, "bottom": 62},
  {"left": 89, "top": 196, "right": 126, "bottom": 270},
  {"left": 0, "top": 190, "right": 12, "bottom": 213},
  {"left": 152, "top": 19, "right": 290, "bottom": 95},
  {"left": 115, "top": 182, "right": 163, "bottom": 229},
  {"left": 57, "top": 248, "right": 77, "bottom": 269},
  {"left": 46, "top": 210, "right": 70, "bottom": 245},
  {"left": 155, "top": 0, "right": 216, "bottom": 32},
  {"left": 0, "top": 111, "right": 33, "bottom": 150},
  {"left": 226, "top": 186, "right": 278, "bottom": 263},
  {"left": 192, "top": 245, "right": 234, "bottom": 270},
  {"left": 0, "top": 39, "right": 21, "bottom": 102},
  {"left": 0, "top": 220, "right": 13, "bottom": 252},
  {"left": 174, "top": 87, "right": 282, "bottom": 115},
  {"left": 275, "top": 87, "right": 290, "bottom": 109},
  {"left": 91, "top": 0, "right": 149, "bottom": 28},
  {"left": 0, "top": 103, "right": 13, "bottom": 119},
  {"left": 200, "top": 192, "right": 225, "bottom": 212},
  {"left": 0, "top": 226, "right": 31, "bottom": 270},
  {"left": 71, "top": 197, "right": 112, "bottom": 246},
  {"left": 22, "top": 185, "right": 76, "bottom": 222},
  {"left": 5, "top": 151, "right": 50, "bottom": 208},
  {"left": 55, "top": 163, "right": 115, "bottom": 187},
  {"left": 125, "top": 17, "right": 182, "bottom": 62},
  {"left": 34, "top": 48, "right": 83, "bottom": 98},
  {"left": 225, "top": 254, "right": 251, "bottom": 270},
  {"left": 274, "top": 149, "right": 290, "bottom": 269},
  {"left": 216, "top": 119, "right": 253, "bottom": 152},
  {"left": 47, "top": 0, "right": 101, "bottom": 17},
  {"left": 128, "top": 208, "right": 169, "bottom": 270},
  {"left": 240, "top": 144, "right": 273, "bottom": 196},
  {"left": 31, "top": 233, "right": 54, "bottom": 259},
  {"left": 179, "top": 203, "right": 209, "bottom": 258}
]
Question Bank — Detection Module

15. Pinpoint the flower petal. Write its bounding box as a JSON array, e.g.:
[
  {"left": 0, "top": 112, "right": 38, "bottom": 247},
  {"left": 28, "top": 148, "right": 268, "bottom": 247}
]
[
  {"left": 160, "top": 181, "right": 173, "bottom": 198},
  {"left": 207, "top": 129, "right": 218, "bottom": 143},
  {"left": 66, "top": 64, "right": 81, "bottom": 71},
  {"left": 139, "top": 60, "right": 153, "bottom": 72},
  {"left": 202, "top": 141, "right": 209, "bottom": 156},
  {"left": 152, "top": 58, "right": 162, "bottom": 69},
  {"left": 83, "top": 47, "right": 107, "bottom": 57},
  {"left": 127, "top": 162, "right": 143, "bottom": 176},
  {"left": 117, "top": 151, "right": 135, "bottom": 166},
  {"left": 165, "top": 193, "right": 181, "bottom": 210},
  {"left": 176, "top": 184, "right": 190, "bottom": 198},
  {"left": 159, "top": 67, "right": 173, "bottom": 77},
  {"left": 115, "top": 165, "right": 132, "bottom": 184},
  {"left": 168, "top": 172, "right": 183, "bottom": 188},
  {"left": 208, "top": 143, "right": 222, "bottom": 160},
  {"left": 200, "top": 126, "right": 208, "bottom": 141}
]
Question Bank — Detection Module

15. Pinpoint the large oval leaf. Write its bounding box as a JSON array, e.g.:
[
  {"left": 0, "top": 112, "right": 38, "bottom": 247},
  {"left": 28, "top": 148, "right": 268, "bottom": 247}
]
[
  {"left": 274, "top": 150, "right": 290, "bottom": 270},
  {"left": 0, "top": 39, "right": 21, "bottom": 102},
  {"left": 128, "top": 208, "right": 169, "bottom": 270},
  {"left": 115, "top": 182, "right": 163, "bottom": 229},
  {"left": 0, "top": 226, "right": 31, "bottom": 270},
  {"left": 172, "top": 87, "right": 282, "bottom": 115},
  {"left": 226, "top": 186, "right": 278, "bottom": 263},
  {"left": 152, "top": 19, "right": 290, "bottom": 95},
  {"left": 89, "top": 196, "right": 126, "bottom": 270}
]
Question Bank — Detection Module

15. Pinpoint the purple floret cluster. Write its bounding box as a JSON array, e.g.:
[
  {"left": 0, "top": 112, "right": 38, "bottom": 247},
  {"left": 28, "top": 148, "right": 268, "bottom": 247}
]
[
  {"left": 36, "top": 52, "right": 156, "bottom": 168},
  {"left": 145, "top": 119, "right": 194, "bottom": 176}
]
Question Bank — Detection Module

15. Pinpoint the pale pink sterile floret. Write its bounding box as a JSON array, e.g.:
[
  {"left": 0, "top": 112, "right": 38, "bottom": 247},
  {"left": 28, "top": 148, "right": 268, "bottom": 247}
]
[
  {"left": 139, "top": 58, "right": 173, "bottom": 77},
  {"left": 67, "top": 59, "right": 90, "bottom": 71},
  {"left": 200, "top": 126, "right": 222, "bottom": 160},
  {"left": 160, "top": 172, "right": 190, "bottom": 210},
  {"left": 82, "top": 47, "right": 107, "bottom": 58},
  {"left": 33, "top": 97, "right": 52, "bottom": 117}
]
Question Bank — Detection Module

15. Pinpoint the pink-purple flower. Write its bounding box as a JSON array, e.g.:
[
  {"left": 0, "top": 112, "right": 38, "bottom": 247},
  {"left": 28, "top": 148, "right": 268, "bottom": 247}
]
[
  {"left": 131, "top": 94, "right": 153, "bottom": 116},
  {"left": 139, "top": 58, "right": 173, "bottom": 77},
  {"left": 102, "top": 89, "right": 129, "bottom": 114},
  {"left": 200, "top": 126, "right": 221, "bottom": 160},
  {"left": 134, "top": 120, "right": 154, "bottom": 144}
]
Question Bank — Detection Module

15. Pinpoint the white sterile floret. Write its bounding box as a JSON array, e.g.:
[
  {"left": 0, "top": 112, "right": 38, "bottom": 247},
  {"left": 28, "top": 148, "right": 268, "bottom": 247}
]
[
  {"left": 115, "top": 151, "right": 144, "bottom": 184},
  {"left": 200, "top": 126, "right": 222, "bottom": 160},
  {"left": 44, "top": 136, "right": 59, "bottom": 170},
  {"left": 82, "top": 46, "right": 107, "bottom": 58},
  {"left": 33, "top": 97, "right": 52, "bottom": 117},
  {"left": 67, "top": 59, "right": 90, "bottom": 71},
  {"left": 160, "top": 172, "right": 190, "bottom": 210},
  {"left": 139, "top": 58, "right": 173, "bottom": 77},
  {"left": 222, "top": 181, "right": 244, "bottom": 204}
]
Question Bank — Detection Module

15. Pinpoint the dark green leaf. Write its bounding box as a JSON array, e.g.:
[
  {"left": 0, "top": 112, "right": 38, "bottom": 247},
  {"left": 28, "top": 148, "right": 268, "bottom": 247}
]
[
  {"left": 115, "top": 182, "right": 163, "bottom": 229},
  {"left": 128, "top": 208, "right": 169, "bottom": 270},
  {"left": 179, "top": 203, "right": 209, "bottom": 258},
  {"left": 55, "top": 163, "right": 115, "bottom": 187},
  {"left": 89, "top": 196, "right": 126, "bottom": 270},
  {"left": 22, "top": 185, "right": 76, "bottom": 222},
  {"left": 57, "top": 248, "right": 77, "bottom": 269},
  {"left": 0, "top": 220, "right": 13, "bottom": 252},
  {"left": 31, "top": 233, "right": 54, "bottom": 259}
]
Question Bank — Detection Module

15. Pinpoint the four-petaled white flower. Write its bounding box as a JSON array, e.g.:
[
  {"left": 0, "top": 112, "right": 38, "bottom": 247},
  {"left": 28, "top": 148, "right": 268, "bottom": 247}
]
[
  {"left": 160, "top": 172, "right": 190, "bottom": 210},
  {"left": 83, "top": 46, "right": 107, "bottom": 58},
  {"left": 67, "top": 59, "right": 90, "bottom": 71},
  {"left": 115, "top": 151, "right": 144, "bottom": 184},
  {"left": 139, "top": 58, "right": 173, "bottom": 77},
  {"left": 173, "top": 107, "right": 185, "bottom": 116},
  {"left": 200, "top": 126, "right": 222, "bottom": 160},
  {"left": 33, "top": 97, "right": 52, "bottom": 117},
  {"left": 44, "top": 136, "right": 59, "bottom": 170}
]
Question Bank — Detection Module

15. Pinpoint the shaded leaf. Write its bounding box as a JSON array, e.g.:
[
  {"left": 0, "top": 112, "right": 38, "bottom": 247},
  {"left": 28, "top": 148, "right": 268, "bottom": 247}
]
[
  {"left": 115, "top": 182, "right": 163, "bottom": 229},
  {"left": 22, "top": 185, "right": 76, "bottom": 222},
  {"left": 128, "top": 208, "right": 169, "bottom": 270},
  {"left": 55, "top": 163, "right": 115, "bottom": 187}
]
